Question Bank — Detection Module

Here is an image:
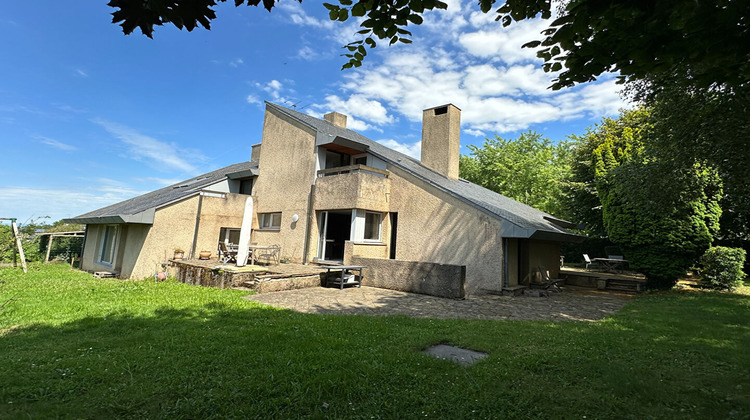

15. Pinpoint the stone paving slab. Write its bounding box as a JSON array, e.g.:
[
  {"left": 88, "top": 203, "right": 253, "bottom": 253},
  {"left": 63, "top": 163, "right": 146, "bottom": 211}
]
[{"left": 244, "top": 286, "right": 632, "bottom": 322}]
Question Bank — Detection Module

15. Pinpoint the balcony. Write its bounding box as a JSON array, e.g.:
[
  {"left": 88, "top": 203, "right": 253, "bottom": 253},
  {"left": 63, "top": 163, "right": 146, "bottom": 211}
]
[{"left": 314, "top": 165, "right": 391, "bottom": 212}]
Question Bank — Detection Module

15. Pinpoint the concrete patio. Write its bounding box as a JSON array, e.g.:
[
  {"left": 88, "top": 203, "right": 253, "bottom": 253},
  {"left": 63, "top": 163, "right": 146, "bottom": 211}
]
[{"left": 244, "top": 285, "right": 632, "bottom": 322}]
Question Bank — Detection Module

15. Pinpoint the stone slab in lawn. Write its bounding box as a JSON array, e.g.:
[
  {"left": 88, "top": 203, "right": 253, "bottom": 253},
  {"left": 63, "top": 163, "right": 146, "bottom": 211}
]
[{"left": 423, "top": 344, "right": 488, "bottom": 366}]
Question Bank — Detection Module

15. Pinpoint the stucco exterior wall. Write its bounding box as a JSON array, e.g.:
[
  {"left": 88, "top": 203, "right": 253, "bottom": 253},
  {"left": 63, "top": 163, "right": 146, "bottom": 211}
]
[
  {"left": 350, "top": 255, "right": 466, "bottom": 298},
  {"left": 343, "top": 241, "right": 388, "bottom": 262},
  {"left": 251, "top": 108, "right": 318, "bottom": 263},
  {"left": 386, "top": 166, "right": 506, "bottom": 295},
  {"left": 192, "top": 193, "right": 247, "bottom": 257},
  {"left": 314, "top": 171, "right": 390, "bottom": 212},
  {"left": 121, "top": 196, "right": 201, "bottom": 279}
]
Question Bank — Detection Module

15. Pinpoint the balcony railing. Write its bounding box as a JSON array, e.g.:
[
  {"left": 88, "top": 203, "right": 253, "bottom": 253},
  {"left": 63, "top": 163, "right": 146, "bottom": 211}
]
[{"left": 317, "top": 164, "right": 389, "bottom": 178}]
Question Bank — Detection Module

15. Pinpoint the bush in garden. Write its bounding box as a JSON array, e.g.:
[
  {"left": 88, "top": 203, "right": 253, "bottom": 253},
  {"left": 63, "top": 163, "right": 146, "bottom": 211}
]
[{"left": 700, "top": 246, "right": 746, "bottom": 291}]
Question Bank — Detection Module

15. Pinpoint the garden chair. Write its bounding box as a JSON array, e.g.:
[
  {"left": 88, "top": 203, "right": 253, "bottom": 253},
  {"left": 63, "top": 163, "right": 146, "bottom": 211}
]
[
  {"left": 530, "top": 266, "right": 565, "bottom": 291},
  {"left": 218, "top": 242, "right": 237, "bottom": 264},
  {"left": 583, "top": 254, "right": 594, "bottom": 271},
  {"left": 257, "top": 244, "right": 281, "bottom": 265}
]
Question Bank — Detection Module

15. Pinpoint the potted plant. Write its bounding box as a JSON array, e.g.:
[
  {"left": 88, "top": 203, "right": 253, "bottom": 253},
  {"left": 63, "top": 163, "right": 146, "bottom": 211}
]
[
  {"left": 173, "top": 248, "right": 185, "bottom": 260},
  {"left": 199, "top": 250, "right": 212, "bottom": 260}
]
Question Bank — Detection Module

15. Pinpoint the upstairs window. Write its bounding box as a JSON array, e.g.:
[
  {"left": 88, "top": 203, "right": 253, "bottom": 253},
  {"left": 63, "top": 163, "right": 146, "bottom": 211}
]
[
  {"left": 325, "top": 150, "right": 351, "bottom": 169},
  {"left": 239, "top": 178, "right": 253, "bottom": 195},
  {"left": 260, "top": 212, "right": 282, "bottom": 230}
]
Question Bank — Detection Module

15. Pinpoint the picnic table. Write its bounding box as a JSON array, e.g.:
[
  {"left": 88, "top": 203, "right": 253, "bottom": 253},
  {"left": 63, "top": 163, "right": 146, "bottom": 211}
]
[
  {"left": 321, "top": 265, "right": 365, "bottom": 289},
  {"left": 592, "top": 258, "right": 628, "bottom": 273}
]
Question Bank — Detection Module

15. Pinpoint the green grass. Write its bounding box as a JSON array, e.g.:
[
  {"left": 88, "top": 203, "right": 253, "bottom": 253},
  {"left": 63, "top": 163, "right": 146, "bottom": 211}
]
[{"left": 1, "top": 264, "right": 749, "bottom": 419}]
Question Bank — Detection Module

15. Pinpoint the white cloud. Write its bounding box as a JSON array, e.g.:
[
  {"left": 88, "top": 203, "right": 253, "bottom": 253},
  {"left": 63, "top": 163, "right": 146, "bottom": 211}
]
[
  {"left": 229, "top": 58, "right": 244, "bottom": 67},
  {"left": 0, "top": 185, "right": 144, "bottom": 223},
  {"left": 312, "top": 95, "right": 394, "bottom": 125},
  {"left": 376, "top": 139, "right": 421, "bottom": 160},
  {"left": 295, "top": 46, "right": 320, "bottom": 61},
  {"left": 246, "top": 94, "right": 261, "bottom": 105},
  {"left": 92, "top": 119, "right": 201, "bottom": 173},
  {"left": 38, "top": 136, "right": 75, "bottom": 151},
  {"left": 74, "top": 68, "right": 89, "bottom": 77}
]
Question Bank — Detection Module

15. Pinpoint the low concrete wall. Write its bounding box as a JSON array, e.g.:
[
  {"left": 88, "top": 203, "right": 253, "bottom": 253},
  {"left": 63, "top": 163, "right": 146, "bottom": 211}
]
[
  {"left": 256, "top": 274, "right": 323, "bottom": 293},
  {"left": 350, "top": 256, "right": 466, "bottom": 298}
]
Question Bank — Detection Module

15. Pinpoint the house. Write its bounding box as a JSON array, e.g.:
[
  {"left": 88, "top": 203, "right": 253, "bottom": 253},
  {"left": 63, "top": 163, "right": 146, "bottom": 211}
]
[{"left": 67, "top": 101, "right": 581, "bottom": 296}]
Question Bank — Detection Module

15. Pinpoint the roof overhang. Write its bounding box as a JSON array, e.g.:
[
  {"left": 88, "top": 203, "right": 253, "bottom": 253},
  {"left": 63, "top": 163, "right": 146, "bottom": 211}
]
[
  {"left": 226, "top": 168, "right": 258, "bottom": 179},
  {"left": 64, "top": 208, "right": 155, "bottom": 225},
  {"left": 315, "top": 134, "right": 369, "bottom": 153}
]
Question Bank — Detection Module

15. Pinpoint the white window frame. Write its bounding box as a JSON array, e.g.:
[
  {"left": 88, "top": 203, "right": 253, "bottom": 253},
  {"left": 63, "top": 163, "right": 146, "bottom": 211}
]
[
  {"left": 363, "top": 211, "right": 382, "bottom": 242},
  {"left": 260, "top": 212, "right": 282, "bottom": 230},
  {"left": 98, "top": 225, "right": 118, "bottom": 266}
]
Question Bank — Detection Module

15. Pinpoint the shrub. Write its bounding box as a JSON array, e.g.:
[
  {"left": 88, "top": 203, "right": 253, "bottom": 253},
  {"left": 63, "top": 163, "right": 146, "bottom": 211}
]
[{"left": 700, "top": 246, "right": 747, "bottom": 291}]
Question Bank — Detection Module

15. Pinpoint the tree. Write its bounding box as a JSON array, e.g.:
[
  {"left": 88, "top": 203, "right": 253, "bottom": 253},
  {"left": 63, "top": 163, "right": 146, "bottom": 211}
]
[
  {"left": 565, "top": 108, "right": 651, "bottom": 237},
  {"left": 577, "top": 108, "right": 723, "bottom": 288},
  {"left": 107, "top": 0, "right": 750, "bottom": 88},
  {"left": 633, "top": 79, "right": 750, "bottom": 242},
  {"left": 459, "top": 131, "right": 572, "bottom": 217}
]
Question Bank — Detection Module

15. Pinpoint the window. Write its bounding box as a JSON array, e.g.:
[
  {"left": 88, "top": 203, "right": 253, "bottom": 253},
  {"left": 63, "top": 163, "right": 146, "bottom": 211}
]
[
  {"left": 325, "top": 149, "right": 351, "bottom": 169},
  {"left": 260, "top": 212, "right": 282, "bottom": 229},
  {"left": 219, "top": 227, "right": 241, "bottom": 245},
  {"left": 239, "top": 178, "right": 253, "bottom": 195},
  {"left": 354, "top": 155, "right": 367, "bottom": 165},
  {"left": 99, "top": 225, "right": 118, "bottom": 265},
  {"left": 364, "top": 212, "right": 381, "bottom": 241}
]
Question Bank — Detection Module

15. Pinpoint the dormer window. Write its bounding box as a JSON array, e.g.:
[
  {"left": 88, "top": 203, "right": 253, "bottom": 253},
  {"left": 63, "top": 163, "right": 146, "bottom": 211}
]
[{"left": 325, "top": 149, "right": 351, "bottom": 169}]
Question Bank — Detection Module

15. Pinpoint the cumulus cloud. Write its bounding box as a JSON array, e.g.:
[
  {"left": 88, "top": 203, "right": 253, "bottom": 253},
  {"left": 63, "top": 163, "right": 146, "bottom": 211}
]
[
  {"left": 92, "top": 119, "right": 201, "bottom": 173},
  {"left": 376, "top": 139, "right": 422, "bottom": 160}
]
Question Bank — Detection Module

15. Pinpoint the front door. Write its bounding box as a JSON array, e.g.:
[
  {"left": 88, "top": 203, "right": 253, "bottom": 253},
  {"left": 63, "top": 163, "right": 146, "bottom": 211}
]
[{"left": 318, "top": 211, "right": 352, "bottom": 262}]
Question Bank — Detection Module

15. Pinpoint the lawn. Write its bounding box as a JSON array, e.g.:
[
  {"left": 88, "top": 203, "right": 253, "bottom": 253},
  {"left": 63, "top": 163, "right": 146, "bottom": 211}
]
[{"left": 1, "top": 264, "right": 749, "bottom": 419}]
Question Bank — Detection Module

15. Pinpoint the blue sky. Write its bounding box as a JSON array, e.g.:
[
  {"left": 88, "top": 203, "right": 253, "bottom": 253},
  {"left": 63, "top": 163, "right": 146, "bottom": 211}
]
[{"left": 0, "top": 1, "right": 630, "bottom": 224}]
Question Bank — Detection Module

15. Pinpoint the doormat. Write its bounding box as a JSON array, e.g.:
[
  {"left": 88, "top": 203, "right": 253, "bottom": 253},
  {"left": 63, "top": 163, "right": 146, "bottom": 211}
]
[{"left": 423, "top": 344, "right": 488, "bottom": 366}]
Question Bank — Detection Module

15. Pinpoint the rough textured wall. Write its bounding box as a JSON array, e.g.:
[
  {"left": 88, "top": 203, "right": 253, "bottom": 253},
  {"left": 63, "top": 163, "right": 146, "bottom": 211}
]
[
  {"left": 126, "top": 196, "right": 201, "bottom": 279},
  {"left": 193, "top": 193, "right": 247, "bottom": 257},
  {"left": 387, "top": 165, "right": 505, "bottom": 294},
  {"left": 350, "top": 256, "right": 466, "bottom": 298},
  {"left": 251, "top": 108, "right": 317, "bottom": 263},
  {"left": 314, "top": 171, "right": 391, "bottom": 212},
  {"left": 343, "top": 241, "right": 388, "bottom": 263}
]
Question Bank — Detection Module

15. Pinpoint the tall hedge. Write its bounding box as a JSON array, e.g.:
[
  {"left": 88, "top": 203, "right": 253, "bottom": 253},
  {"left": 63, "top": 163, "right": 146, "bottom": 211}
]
[
  {"left": 700, "top": 246, "right": 747, "bottom": 291},
  {"left": 597, "top": 161, "right": 722, "bottom": 288}
]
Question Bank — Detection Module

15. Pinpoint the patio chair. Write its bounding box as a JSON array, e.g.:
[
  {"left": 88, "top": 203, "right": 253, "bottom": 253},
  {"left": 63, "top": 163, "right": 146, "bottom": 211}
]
[
  {"left": 530, "top": 266, "right": 565, "bottom": 291},
  {"left": 583, "top": 254, "right": 593, "bottom": 271},
  {"left": 256, "top": 244, "right": 281, "bottom": 265},
  {"left": 218, "top": 242, "right": 237, "bottom": 264}
]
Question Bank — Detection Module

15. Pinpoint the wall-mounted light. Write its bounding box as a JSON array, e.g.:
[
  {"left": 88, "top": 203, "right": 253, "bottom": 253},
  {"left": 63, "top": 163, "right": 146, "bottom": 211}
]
[{"left": 291, "top": 214, "right": 299, "bottom": 223}]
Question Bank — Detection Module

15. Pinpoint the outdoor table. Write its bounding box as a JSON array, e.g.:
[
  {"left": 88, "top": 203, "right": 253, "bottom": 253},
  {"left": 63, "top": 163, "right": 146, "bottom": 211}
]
[
  {"left": 247, "top": 244, "right": 278, "bottom": 265},
  {"left": 592, "top": 258, "right": 628, "bottom": 273},
  {"left": 321, "top": 265, "right": 365, "bottom": 289}
]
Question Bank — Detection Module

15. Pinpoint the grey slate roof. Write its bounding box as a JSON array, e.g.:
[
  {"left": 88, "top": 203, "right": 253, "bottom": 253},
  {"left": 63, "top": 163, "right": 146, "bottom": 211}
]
[
  {"left": 267, "top": 101, "right": 581, "bottom": 241},
  {"left": 66, "top": 161, "right": 258, "bottom": 225}
]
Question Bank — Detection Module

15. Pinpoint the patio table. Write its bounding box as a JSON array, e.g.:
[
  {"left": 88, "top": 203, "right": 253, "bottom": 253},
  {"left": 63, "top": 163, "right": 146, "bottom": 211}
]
[
  {"left": 321, "top": 265, "right": 365, "bottom": 289},
  {"left": 592, "top": 258, "right": 628, "bottom": 273},
  {"left": 247, "top": 244, "right": 279, "bottom": 265}
]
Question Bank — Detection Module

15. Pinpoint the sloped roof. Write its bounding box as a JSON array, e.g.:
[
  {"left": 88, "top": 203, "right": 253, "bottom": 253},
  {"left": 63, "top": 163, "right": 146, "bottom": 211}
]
[
  {"left": 66, "top": 161, "right": 258, "bottom": 225},
  {"left": 266, "top": 101, "right": 581, "bottom": 241}
]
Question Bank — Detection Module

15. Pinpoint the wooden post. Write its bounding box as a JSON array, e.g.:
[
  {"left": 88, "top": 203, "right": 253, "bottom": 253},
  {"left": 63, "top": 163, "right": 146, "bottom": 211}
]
[
  {"left": 10, "top": 219, "right": 27, "bottom": 274},
  {"left": 45, "top": 234, "right": 54, "bottom": 263}
]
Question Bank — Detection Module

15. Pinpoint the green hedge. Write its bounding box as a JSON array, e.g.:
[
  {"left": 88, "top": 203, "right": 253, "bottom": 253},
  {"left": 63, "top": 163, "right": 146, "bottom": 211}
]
[{"left": 700, "top": 246, "right": 747, "bottom": 291}]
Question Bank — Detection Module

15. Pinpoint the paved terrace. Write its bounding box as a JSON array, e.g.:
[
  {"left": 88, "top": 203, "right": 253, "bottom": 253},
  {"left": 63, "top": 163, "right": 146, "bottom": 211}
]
[{"left": 245, "top": 286, "right": 632, "bottom": 322}]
